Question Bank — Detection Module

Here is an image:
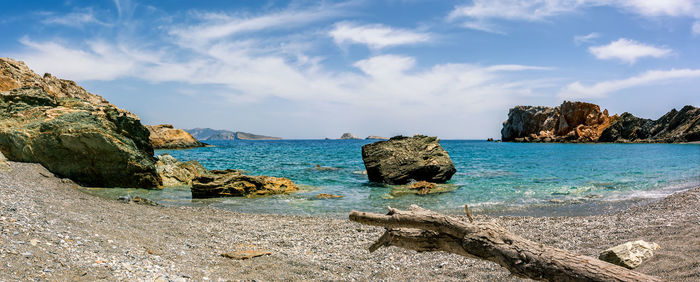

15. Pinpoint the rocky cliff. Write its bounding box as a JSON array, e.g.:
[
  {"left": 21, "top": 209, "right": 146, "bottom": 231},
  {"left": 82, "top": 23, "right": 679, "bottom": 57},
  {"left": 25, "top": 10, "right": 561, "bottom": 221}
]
[
  {"left": 501, "top": 101, "right": 699, "bottom": 143},
  {"left": 501, "top": 101, "right": 613, "bottom": 142},
  {"left": 0, "top": 57, "right": 161, "bottom": 188},
  {"left": 146, "top": 124, "right": 206, "bottom": 149},
  {"left": 599, "top": 106, "right": 699, "bottom": 143}
]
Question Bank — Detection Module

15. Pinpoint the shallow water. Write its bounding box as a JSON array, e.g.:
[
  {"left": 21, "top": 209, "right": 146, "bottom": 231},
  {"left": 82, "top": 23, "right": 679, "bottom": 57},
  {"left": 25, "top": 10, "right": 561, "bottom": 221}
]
[{"left": 81, "top": 140, "right": 700, "bottom": 216}]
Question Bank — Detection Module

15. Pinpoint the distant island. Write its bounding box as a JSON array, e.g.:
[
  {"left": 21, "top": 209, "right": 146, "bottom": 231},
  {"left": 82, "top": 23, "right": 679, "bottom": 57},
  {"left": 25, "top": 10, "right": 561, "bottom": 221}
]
[
  {"left": 337, "top": 133, "right": 388, "bottom": 140},
  {"left": 186, "top": 128, "right": 282, "bottom": 140}
]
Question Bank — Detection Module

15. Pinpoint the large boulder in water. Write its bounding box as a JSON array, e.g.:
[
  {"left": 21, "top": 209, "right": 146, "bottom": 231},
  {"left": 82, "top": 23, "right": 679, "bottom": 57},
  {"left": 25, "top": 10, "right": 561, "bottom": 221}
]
[
  {"left": 361, "top": 135, "right": 456, "bottom": 184},
  {"left": 146, "top": 124, "right": 206, "bottom": 149},
  {"left": 191, "top": 169, "right": 298, "bottom": 198},
  {"left": 0, "top": 57, "right": 161, "bottom": 188},
  {"left": 156, "top": 154, "right": 208, "bottom": 186}
]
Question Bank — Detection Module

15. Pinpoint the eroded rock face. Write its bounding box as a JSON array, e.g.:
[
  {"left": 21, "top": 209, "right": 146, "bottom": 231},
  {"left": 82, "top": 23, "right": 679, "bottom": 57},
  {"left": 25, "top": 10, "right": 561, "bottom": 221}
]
[
  {"left": 156, "top": 154, "right": 208, "bottom": 187},
  {"left": 146, "top": 124, "right": 205, "bottom": 149},
  {"left": 191, "top": 169, "right": 298, "bottom": 198},
  {"left": 361, "top": 135, "right": 456, "bottom": 184},
  {"left": 599, "top": 106, "right": 699, "bottom": 142},
  {"left": 599, "top": 240, "right": 659, "bottom": 269},
  {"left": 0, "top": 58, "right": 160, "bottom": 188},
  {"left": 501, "top": 101, "right": 612, "bottom": 142}
]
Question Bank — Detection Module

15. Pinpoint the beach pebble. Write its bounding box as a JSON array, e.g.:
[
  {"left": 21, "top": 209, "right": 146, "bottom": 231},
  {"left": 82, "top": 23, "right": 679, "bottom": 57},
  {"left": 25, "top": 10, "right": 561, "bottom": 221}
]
[{"left": 599, "top": 240, "right": 659, "bottom": 269}]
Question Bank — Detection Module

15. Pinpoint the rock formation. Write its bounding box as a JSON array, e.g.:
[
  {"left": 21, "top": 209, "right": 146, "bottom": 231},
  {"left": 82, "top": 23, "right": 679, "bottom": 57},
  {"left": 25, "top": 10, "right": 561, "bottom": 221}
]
[
  {"left": 146, "top": 124, "right": 206, "bottom": 149},
  {"left": 0, "top": 58, "right": 160, "bottom": 188},
  {"left": 599, "top": 240, "right": 659, "bottom": 269},
  {"left": 501, "top": 101, "right": 613, "bottom": 143},
  {"left": 191, "top": 169, "right": 298, "bottom": 198},
  {"left": 599, "top": 106, "right": 699, "bottom": 143},
  {"left": 366, "top": 136, "right": 389, "bottom": 140},
  {"left": 361, "top": 135, "right": 456, "bottom": 184},
  {"left": 340, "top": 133, "right": 361, "bottom": 140},
  {"left": 0, "top": 151, "right": 10, "bottom": 171},
  {"left": 155, "top": 154, "right": 208, "bottom": 187},
  {"left": 186, "top": 128, "right": 281, "bottom": 140}
]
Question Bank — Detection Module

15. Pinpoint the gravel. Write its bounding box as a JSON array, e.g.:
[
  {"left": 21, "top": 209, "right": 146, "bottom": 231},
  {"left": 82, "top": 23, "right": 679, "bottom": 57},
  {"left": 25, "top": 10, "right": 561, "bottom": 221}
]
[{"left": 0, "top": 161, "right": 698, "bottom": 281}]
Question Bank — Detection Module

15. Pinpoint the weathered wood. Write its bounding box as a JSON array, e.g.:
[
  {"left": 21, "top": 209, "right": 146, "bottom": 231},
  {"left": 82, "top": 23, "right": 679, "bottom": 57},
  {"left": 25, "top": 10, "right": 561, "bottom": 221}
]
[{"left": 349, "top": 205, "right": 661, "bottom": 282}]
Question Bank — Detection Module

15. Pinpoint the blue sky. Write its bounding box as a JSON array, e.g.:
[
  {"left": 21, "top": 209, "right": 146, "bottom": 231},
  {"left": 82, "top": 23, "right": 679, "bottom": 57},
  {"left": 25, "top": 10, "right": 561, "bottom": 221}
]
[{"left": 1, "top": 0, "right": 699, "bottom": 139}]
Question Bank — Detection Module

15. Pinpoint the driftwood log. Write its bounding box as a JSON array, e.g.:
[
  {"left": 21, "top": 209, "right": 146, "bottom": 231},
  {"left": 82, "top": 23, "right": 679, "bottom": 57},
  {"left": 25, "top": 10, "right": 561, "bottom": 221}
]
[{"left": 349, "top": 205, "right": 660, "bottom": 282}]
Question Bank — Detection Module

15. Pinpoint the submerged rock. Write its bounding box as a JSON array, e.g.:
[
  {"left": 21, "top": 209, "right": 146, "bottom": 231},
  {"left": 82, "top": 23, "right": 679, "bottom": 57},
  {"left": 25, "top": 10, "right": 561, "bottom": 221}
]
[
  {"left": 315, "top": 193, "right": 343, "bottom": 199},
  {"left": 191, "top": 169, "right": 298, "bottom": 198},
  {"left": 146, "top": 124, "right": 205, "bottom": 149},
  {"left": 599, "top": 240, "right": 659, "bottom": 269},
  {"left": 390, "top": 182, "right": 456, "bottom": 197},
  {"left": 361, "top": 135, "right": 456, "bottom": 184},
  {"left": 0, "top": 58, "right": 161, "bottom": 188},
  {"left": 339, "top": 133, "right": 361, "bottom": 140},
  {"left": 408, "top": 181, "right": 437, "bottom": 195},
  {"left": 156, "top": 154, "right": 208, "bottom": 187}
]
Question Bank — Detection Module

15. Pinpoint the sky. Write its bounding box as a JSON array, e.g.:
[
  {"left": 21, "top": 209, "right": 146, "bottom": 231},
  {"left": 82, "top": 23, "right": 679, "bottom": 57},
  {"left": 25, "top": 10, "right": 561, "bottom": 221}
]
[{"left": 1, "top": 0, "right": 699, "bottom": 139}]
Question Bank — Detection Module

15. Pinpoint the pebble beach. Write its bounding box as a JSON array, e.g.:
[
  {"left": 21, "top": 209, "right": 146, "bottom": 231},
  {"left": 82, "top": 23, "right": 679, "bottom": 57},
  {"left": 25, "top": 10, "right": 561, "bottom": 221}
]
[{"left": 1, "top": 160, "right": 698, "bottom": 281}]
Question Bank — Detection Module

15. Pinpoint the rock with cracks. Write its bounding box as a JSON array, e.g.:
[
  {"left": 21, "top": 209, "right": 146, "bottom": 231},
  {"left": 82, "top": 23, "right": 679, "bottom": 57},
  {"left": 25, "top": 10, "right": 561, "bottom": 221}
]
[
  {"left": 361, "top": 135, "right": 456, "bottom": 184},
  {"left": 191, "top": 169, "right": 298, "bottom": 198}
]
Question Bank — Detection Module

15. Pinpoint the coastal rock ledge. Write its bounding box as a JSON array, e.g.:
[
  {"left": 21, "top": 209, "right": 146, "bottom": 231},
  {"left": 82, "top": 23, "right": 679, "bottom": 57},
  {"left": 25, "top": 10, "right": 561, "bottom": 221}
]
[
  {"left": 501, "top": 101, "right": 699, "bottom": 143},
  {"left": 191, "top": 169, "right": 298, "bottom": 198},
  {"left": 146, "top": 124, "right": 206, "bottom": 149},
  {"left": 361, "top": 135, "right": 456, "bottom": 184},
  {"left": 0, "top": 58, "right": 160, "bottom": 188}
]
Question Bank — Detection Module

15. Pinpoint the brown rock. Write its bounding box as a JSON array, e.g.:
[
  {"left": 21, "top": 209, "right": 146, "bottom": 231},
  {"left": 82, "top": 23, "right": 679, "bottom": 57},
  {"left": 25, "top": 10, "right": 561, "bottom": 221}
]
[
  {"left": 221, "top": 250, "right": 272, "bottom": 260},
  {"left": 315, "top": 193, "right": 344, "bottom": 199},
  {"left": 156, "top": 154, "right": 208, "bottom": 187},
  {"left": 408, "top": 181, "right": 437, "bottom": 195},
  {"left": 146, "top": 124, "right": 205, "bottom": 149},
  {"left": 191, "top": 170, "right": 298, "bottom": 198}
]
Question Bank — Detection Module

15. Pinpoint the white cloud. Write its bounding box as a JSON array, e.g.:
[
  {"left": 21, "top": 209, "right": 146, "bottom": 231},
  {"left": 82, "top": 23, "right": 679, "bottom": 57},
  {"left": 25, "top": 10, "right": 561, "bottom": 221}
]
[
  {"left": 41, "top": 9, "right": 109, "bottom": 27},
  {"left": 559, "top": 68, "right": 700, "bottom": 99},
  {"left": 694, "top": 21, "right": 700, "bottom": 34},
  {"left": 329, "top": 22, "right": 431, "bottom": 49},
  {"left": 169, "top": 4, "right": 344, "bottom": 44},
  {"left": 448, "top": 0, "right": 700, "bottom": 32},
  {"left": 588, "top": 38, "right": 671, "bottom": 64},
  {"left": 574, "top": 32, "right": 600, "bottom": 45}
]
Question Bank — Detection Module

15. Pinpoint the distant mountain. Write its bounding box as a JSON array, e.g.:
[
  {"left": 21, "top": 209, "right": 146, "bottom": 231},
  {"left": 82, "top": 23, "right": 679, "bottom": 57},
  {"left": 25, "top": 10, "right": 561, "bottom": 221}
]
[{"left": 186, "top": 128, "right": 281, "bottom": 140}]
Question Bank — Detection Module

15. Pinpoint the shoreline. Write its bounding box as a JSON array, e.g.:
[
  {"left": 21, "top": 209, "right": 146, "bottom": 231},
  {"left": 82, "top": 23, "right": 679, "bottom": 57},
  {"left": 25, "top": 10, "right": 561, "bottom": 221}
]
[{"left": 1, "top": 161, "right": 698, "bottom": 280}]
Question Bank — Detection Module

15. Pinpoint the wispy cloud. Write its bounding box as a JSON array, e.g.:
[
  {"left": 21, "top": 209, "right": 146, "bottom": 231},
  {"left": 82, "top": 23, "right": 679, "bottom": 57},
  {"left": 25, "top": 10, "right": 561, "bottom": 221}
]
[
  {"left": 588, "top": 38, "right": 672, "bottom": 64},
  {"left": 41, "top": 9, "right": 110, "bottom": 27},
  {"left": 329, "top": 22, "right": 431, "bottom": 49},
  {"left": 448, "top": 0, "right": 700, "bottom": 33},
  {"left": 574, "top": 32, "right": 600, "bottom": 45},
  {"left": 559, "top": 68, "right": 700, "bottom": 99},
  {"left": 693, "top": 21, "right": 700, "bottom": 35}
]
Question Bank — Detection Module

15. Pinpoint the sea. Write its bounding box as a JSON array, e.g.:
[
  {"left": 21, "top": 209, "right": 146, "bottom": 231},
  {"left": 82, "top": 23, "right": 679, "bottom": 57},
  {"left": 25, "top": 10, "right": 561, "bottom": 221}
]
[{"left": 82, "top": 140, "right": 700, "bottom": 217}]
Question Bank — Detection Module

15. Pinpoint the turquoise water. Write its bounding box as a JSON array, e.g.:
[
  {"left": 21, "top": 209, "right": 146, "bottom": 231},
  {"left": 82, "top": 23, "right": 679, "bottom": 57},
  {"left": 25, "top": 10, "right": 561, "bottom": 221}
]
[{"left": 83, "top": 140, "right": 700, "bottom": 216}]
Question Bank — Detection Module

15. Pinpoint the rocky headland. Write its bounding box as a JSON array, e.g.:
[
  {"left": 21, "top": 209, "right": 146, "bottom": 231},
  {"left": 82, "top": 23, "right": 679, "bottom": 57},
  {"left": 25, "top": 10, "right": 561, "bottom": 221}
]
[
  {"left": 146, "top": 124, "right": 206, "bottom": 149},
  {"left": 501, "top": 101, "right": 699, "bottom": 143},
  {"left": 186, "top": 128, "right": 281, "bottom": 140},
  {"left": 0, "top": 57, "right": 160, "bottom": 188},
  {"left": 361, "top": 135, "right": 456, "bottom": 184}
]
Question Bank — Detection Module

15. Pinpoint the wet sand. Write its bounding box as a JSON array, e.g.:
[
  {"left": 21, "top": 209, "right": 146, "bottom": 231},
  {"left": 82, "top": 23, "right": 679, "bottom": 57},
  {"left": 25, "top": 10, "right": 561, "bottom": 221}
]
[{"left": 1, "top": 161, "right": 698, "bottom": 281}]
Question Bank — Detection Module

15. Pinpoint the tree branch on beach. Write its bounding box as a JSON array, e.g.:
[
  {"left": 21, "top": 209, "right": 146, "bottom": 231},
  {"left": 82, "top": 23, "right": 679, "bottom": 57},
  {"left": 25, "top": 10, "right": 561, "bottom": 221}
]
[{"left": 349, "top": 205, "right": 661, "bottom": 282}]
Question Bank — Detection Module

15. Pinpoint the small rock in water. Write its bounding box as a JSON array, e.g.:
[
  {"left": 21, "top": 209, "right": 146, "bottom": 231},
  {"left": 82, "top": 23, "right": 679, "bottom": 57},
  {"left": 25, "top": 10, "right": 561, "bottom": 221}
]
[
  {"left": 221, "top": 250, "right": 272, "bottom": 260},
  {"left": 599, "top": 240, "right": 659, "bottom": 269},
  {"left": 315, "top": 193, "right": 343, "bottom": 199}
]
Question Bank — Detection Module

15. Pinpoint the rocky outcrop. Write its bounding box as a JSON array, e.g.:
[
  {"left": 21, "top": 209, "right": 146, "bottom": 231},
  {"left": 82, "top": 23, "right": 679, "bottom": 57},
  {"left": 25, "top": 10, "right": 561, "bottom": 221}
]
[
  {"left": 599, "top": 240, "right": 659, "bottom": 269},
  {"left": 186, "top": 128, "right": 281, "bottom": 140},
  {"left": 155, "top": 154, "right": 208, "bottom": 187},
  {"left": 191, "top": 169, "right": 298, "bottom": 198},
  {"left": 501, "top": 101, "right": 613, "bottom": 143},
  {"left": 366, "top": 136, "right": 389, "bottom": 140},
  {"left": 361, "top": 135, "right": 456, "bottom": 184},
  {"left": 146, "top": 124, "right": 206, "bottom": 149},
  {"left": 340, "top": 133, "right": 361, "bottom": 140},
  {"left": 0, "top": 151, "right": 10, "bottom": 171},
  {"left": 0, "top": 58, "right": 160, "bottom": 188},
  {"left": 599, "top": 106, "right": 700, "bottom": 142}
]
